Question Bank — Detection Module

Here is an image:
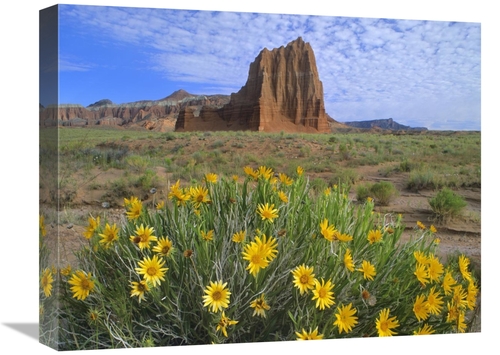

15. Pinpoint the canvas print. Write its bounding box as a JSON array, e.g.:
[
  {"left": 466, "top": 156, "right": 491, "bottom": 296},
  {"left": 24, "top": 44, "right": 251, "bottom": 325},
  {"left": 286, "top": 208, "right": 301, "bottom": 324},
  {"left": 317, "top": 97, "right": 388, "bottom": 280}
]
[{"left": 39, "top": 4, "right": 481, "bottom": 351}]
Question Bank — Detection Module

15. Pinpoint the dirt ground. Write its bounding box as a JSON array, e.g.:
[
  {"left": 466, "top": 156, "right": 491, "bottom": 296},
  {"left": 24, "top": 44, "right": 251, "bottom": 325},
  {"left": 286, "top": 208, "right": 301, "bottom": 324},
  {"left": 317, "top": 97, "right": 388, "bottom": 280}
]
[{"left": 351, "top": 164, "right": 481, "bottom": 267}]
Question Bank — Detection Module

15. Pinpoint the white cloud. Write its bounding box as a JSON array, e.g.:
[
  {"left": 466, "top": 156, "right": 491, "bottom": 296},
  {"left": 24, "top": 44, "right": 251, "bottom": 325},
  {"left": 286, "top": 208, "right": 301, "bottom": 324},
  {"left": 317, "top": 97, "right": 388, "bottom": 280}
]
[{"left": 59, "top": 5, "right": 481, "bottom": 130}]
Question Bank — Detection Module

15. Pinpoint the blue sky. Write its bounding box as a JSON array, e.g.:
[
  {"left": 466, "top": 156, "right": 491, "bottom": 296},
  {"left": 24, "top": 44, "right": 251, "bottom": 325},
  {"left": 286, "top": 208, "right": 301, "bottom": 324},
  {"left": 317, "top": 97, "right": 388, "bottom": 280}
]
[{"left": 54, "top": 4, "right": 481, "bottom": 130}]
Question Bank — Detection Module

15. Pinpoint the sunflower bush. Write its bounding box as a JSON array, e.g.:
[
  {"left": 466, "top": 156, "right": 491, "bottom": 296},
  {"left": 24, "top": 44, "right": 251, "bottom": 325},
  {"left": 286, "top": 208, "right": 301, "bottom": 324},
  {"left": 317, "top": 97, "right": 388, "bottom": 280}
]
[{"left": 42, "top": 166, "right": 479, "bottom": 350}]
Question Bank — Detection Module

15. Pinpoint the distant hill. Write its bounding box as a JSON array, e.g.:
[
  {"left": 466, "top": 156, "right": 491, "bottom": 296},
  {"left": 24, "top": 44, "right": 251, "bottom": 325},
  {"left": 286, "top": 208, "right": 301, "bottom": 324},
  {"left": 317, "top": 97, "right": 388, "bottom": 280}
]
[{"left": 342, "top": 118, "right": 427, "bottom": 131}]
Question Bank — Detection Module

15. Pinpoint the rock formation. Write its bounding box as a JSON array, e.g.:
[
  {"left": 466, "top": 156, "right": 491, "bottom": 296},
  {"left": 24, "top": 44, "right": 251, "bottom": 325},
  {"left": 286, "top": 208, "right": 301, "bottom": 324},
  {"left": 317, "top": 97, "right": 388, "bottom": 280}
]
[
  {"left": 175, "top": 37, "right": 331, "bottom": 133},
  {"left": 39, "top": 38, "right": 335, "bottom": 133},
  {"left": 39, "top": 89, "right": 230, "bottom": 131},
  {"left": 342, "top": 118, "right": 428, "bottom": 131}
]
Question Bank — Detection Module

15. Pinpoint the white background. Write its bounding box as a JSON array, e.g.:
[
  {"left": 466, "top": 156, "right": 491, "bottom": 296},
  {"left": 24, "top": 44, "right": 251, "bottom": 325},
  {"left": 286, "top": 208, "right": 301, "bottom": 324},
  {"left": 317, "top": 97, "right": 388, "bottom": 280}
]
[{"left": 0, "top": 1, "right": 496, "bottom": 354}]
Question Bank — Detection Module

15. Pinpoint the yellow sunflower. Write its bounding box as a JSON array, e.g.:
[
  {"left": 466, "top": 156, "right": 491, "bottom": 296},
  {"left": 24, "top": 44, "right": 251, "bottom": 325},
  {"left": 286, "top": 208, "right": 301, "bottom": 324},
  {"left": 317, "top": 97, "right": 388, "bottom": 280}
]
[
  {"left": 367, "top": 229, "right": 382, "bottom": 244},
  {"left": 250, "top": 293, "right": 271, "bottom": 318},
  {"left": 135, "top": 255, "right": 168, "bottom": 287},
  {"left": 68, "top": 270, "right": 95, "bottom": 301},
  {"left": 278, "top": 173, "right": 293, "bottom": 186},
  {"left": 413, "top": 323, "right": 435, "bottom": 335},
  {"left": 257, "top": 203, "right": 279, "bottom": 223},
  {"left": 202, "top": 280, "right": 231, "bottom": 313},
  {"left": 337, "top": 232, "right": 353, "bottom": 242},
  {"left": 130, "top": 224, "right": 157, "bottom": 250},
  {"left": 98, "top": 222, "right": 119, "bottom": 249},
  {"left": 232, "top": 230, "right": 246, "bottom": 243},
  {"left": 254, "top": 234, "right": 278, "bottom": 261},
  {"left": 168, "top": 180, "right": 190, "bottom": 206},
  {"left": 446, "top": 301, "right": 459, "bottom": 323},
  {"left": 358, "top": 260, "right": 376, "bottom": 281},
  {"left": 124, "top": 195, "right": 139, "bottom": 207},
  {"left": 60, "top": 265, "right": 72, "bottom": 277},
  {"left": 277, "top": 190, "right": 289, "bottom": 203},
  {"left": 205, "top": 173, "right": 218, "bottom": 184},
  {"left": 343, "top": 249, "right": 355, "bottom": 272},
  {"left": 216, "top": 311, "right": 238, "bottom": 337},
  {"left": 413, "top": 250, "right": 429, "bottom": 265},
  {"left": 457, "top": 311, "right": 467, "bottom": 333},
  {"left": 467, "top": 281, "right": 478, "bottom": 310},
  {"left": 242, "top": 241, "right": 270, "bottom": 277},
  {"left": 442, "top": 270, "right": 457, "bottom": 295},
  {"left": 40, "top": 268, "right": 54, "bottom": 297},
  {"left": 39, "top": 215, "right": 47, "bottom": 237},
  {"left": 426, "top": 286, "right": 444, "bottom": 315},
  {"left": 83, "top": 215, "right": 100, "bottom": 239},
  {"left": 376, "top": 308, "right": 399, "bottom": 337},
  {"left": 153, "top": 236, "right": 174, "bottom": 257},
  {"left": 126, "top": 200, "right": 143, "bottom": 221},
  {"left": 413, "top": 294, "right": 431, "bottom": 322},
  {"left": 243, "top": 166, "right": 259, "bottom": 180},
  {"left": 130, "top": 280, "right": 150, "bottom": 303},
  {"left": 291, "top": 264, "right": 316, "bottom": 295},
  {"left": 414, "top": 263, "right": 430, "bottom": 286},
  {"left": 311, "top": 278, "right": 335, "bottom": 310},
  {"left": 427, "top": 255, "right": 444, "bottom": 283},
  {"left": 458, "top": 255, "right": 472, "bottom": 281},
  {"left": 189, "top": 185, "right": 211, "bottom": 208},
  {"left": 319, "top": 218, "right": 337, "bottom": 241},
  {"left": 333, "top": 303, "right": 358, "bottom": 334},
  {"left": 257, "top": 166, "right": 274, "bottom": 180},
  {"left": 295, "top": 327, "right": 323, "bottom": 340},
  {"left": 452, "top": 285, "right": 468, "bottom": 309},
  {"left": 201, "top": 230, "right": 214, "bottom": 241}
]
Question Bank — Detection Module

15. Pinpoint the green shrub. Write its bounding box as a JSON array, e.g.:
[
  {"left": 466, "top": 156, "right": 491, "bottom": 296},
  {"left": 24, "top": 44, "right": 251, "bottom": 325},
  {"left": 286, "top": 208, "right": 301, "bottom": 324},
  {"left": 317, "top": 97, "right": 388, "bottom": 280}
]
[
  {"left": 355, "top": 183, "right": 372, "bottom": 202},
  {"left": 125, "top": 155, "right": 150, "bottom": 172},
  {"left": 135, "top": 169, "right": 159, "bottom": 191},
  {"left": 50, "top": 166, "right": 479, "bottom": 350},
  {"left": 428, "top": 187, "right": 467, "bottom": 221},
  {"left": 163, "top": 132, "right": 176, "bottom": 141},
  {"left": 210, "top": 140, "right": 225, "bottom": 149},
  {"left": 407, "top": 170, "right": 441, "bottom": 191},
  {"left": 370, "top": 181, "right": 398, "bottom": 206},
  {"left": 338, "top": 143, "right": 350, "bottom": 160}
]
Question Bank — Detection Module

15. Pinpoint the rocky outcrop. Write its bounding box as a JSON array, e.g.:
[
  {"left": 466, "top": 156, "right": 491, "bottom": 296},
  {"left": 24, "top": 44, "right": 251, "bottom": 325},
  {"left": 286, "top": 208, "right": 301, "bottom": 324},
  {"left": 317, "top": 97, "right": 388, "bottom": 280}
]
[
  {"left": 39, "top": 90, "right": 230, "bottom": 131},
  {"left": 342, "top": 118, "right": 428, "bottom": 131},
  {"left": 175, "top": 37, "right": 332, "bottom": 133}
]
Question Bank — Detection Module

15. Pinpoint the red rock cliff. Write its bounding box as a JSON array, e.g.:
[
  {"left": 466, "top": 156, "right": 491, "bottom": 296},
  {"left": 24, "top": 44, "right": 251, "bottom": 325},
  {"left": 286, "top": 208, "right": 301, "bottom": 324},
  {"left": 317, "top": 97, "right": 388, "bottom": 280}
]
[{"left": 176, "top": 37, "right": 331, "bottom": 133}]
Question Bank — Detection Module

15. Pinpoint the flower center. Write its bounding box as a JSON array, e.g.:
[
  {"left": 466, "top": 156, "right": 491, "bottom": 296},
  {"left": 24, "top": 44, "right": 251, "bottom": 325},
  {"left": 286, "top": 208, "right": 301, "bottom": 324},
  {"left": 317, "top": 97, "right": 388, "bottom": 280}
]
[
  {"left": 81, "top": 279, "right": 90, "bottom": 290},
  {"left": 319, "top": 288, "right": 327, "bottom": 298},
  {"left": 137, "top": 283, "right": 146, "bottom": 292},
  {"left": 251, "top": 254, "right": 262, "bottom": 264},
  {"left": 300, "top": 275, "right": 309, "bottom": 284},
  {"left": 162, "top": 246, "right": 170, "bottom": 254},
  {"left": 147, "top": 267, "right": 157, "bottom": 276},
  {"left": 212, "top": 290, "right": 222, "bottom": 301}
]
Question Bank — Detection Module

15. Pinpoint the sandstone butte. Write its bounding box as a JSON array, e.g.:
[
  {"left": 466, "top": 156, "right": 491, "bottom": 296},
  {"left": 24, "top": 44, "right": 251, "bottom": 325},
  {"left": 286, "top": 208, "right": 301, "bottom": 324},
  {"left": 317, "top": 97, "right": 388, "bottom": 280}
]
[
  {"left": 39, "top": 37, "right": 338, "bottom": 133},
  {"left": 175, "top": 37, "right": 333, "bottom": 133}
]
